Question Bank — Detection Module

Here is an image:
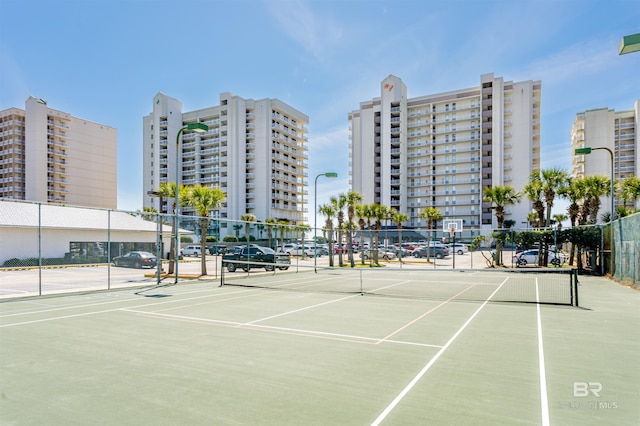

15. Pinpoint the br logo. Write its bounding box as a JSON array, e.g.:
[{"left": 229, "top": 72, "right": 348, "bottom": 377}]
[{"left": 573, "top": 382, "right": 602, "bottom": 397}]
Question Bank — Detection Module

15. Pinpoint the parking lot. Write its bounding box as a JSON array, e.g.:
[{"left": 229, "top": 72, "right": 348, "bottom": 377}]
[{"left": 0, "top": 247, "right": 561, "bottom": 299}]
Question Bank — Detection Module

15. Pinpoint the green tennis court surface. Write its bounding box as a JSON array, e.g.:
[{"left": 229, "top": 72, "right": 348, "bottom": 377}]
[{"left": 1, "top": 269, "right": 638, "bottom": 425}]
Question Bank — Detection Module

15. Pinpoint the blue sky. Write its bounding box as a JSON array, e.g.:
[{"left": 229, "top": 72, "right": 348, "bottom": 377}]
[{"left": 1, "top": 0, "right": 639, "bottom": 219}]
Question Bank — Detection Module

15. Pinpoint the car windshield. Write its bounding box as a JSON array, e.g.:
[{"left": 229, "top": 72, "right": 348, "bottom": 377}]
[{"left": 261, "top": 247, "right": 275, "bottom": 254}]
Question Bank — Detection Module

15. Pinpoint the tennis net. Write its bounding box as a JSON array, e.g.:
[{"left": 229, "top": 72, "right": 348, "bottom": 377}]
[{"left": 220, "top": 264, "right": 579, "bottom": 306}]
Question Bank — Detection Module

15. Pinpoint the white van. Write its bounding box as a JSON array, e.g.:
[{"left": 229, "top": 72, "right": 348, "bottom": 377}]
[{"left": 181, "top": 245, "right": 202, "bottom": 257}]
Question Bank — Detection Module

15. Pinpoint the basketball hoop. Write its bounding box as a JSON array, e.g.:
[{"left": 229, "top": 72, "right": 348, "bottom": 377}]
[{"left": 450, "top": 227, "right": 456, "bottom": 236}]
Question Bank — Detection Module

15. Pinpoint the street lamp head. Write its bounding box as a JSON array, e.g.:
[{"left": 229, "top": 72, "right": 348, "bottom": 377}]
[
  {"left": 574, "top": 147, "right": 592, "bottom": 155},
  {"left": 186, "top": 122, "right": 208, "bottom": 133},
  {"left": 619, "top": 33, "right": 640, "bottom": 55},
  {"left": 324, "top": 172, "right": 338, "bottom": 178}
]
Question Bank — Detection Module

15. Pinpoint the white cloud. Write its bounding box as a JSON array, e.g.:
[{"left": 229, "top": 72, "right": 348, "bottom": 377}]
[
  {"left": 521, "top": 37, "right": 620, "bottom": 89},
  {"left": 264, "top": 0, "right": 344, "bottom": 63}
]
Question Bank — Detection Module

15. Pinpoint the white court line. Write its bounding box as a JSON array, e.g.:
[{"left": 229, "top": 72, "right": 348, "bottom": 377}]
[
  {"left": 0, "top": 286, "right": 260, "bottom": 326},
  {"left": 123, "top": 308, "right": 443, "bottom": 348},
  {"left": 536, "top": 279, "right": 550, "bottom": 426},
  {"left": 0, "top": 307, "right": 124, "bottom": 328},
  {"left": 370, "top": 277, "right": 508, "bottom": 426},
  {"left": 244, "top": 294, "right": 359, "bottom": 325},
  {"left": 0, "top": 283, "right": 262, "bottom": 319}
]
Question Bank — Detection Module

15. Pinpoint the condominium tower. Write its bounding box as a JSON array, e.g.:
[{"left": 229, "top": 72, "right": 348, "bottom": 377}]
[
  {"left": 571, "top": 100, "right": 639, "bottom": 211},
  {"left": 0, "top": 96, "right": 117, "bottom": 208},
  {"left": 142, "top": 92, "right": 308, "bottom": 235},
  {"left": 349, "top": 74, "right": 541, "bottom": 232}
]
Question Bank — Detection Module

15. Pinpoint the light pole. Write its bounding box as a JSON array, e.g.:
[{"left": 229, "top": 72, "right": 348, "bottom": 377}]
[
  {"left": 575, "top": 146, "right": 615, "bottom": 221},
  {"left": 147, "top": 190, "right": 163, "bottom": 284},
  {"left": 174, "top": 122, "right": 208, "bottom": 283},
  {"left": 314, "top": 172, "right": 338, "bottom": 271}
]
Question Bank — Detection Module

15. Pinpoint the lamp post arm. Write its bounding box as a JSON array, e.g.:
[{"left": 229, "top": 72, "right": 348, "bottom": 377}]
[{"left": 174, "top": 127, "right": 186, "bottom": 283}]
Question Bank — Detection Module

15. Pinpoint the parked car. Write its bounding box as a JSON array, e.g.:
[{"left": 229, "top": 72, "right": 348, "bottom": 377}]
[
  {"left": 280, "top": 243, "right": 316, "bottom": 257},
  {"left": 360, "top": 249, "right": 396, "bottom": 260},
  {"left": 388, "top": 246, "right": 411, "bottom": 257},
  {"left": 330, "top": 245, "right": 347, "bottom": 254},
  {"left": 181, "top": 245, "right": 202, "bottom": 257},
  {"left": 400, "top": 243, "right": 417, "bottom": 252},
  {"left": 278, "top": 243, "right": 298, "bottom": 253},
  {"left": 308, "top": 246, "right": 328, "bottom": 256},
  {"left": 513, "top": 249, "right": 566, "bottom": 267},
  {"left": 449, "top": 243, "right": 469, "bottom": 255},
  {"left": 288, "top": 246, "right": 317, "bottom": 257},
  {"left": 208, "top": 245, "right": 227, "bottom": 255},
  {"left": 112, "top": 251, "right": 157, "bottom": 269},
  {"left": 413, "top": 245, "right": 450, "bottom": 259},
  {"left": 515, "top": 244, "right": 557, "bottom": 254},
  {"left": 222, "top": 245, "right": 291, "bottom": 272}
]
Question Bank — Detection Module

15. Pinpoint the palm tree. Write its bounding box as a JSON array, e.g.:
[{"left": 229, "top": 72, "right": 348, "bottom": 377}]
[
  {"left": 330, "top": 195, "right": 347, "bottom": 267},
  {"left": 619, "top": 176, "right": 640, "bottom": 210},
  {"left": 553, "top": 213, "right": 568, "bottom": 230},
  {"left": 523, "top": 174, "right": 545, "bottom": 228},
  {"left": 344, "top": 191, "right": 363, "bottom": 267},
  {"left": 559, "top": 176, "right": 586, "bottom": 266},
  {"left": 363, "top": 204, "right": 376, "bottom": 258},
  {"left": 240, "top": 214, "right": 256, "bottom": 244},
  {"left": 583, "top": 175, "right": 610, "bottom": 224},
  {"left": 541, "top": 168, "right": 567, "bottom": 227},
  {"left": 342, "top": 221, "right": 358, "bottom": 267},
  {"left": 265, "top": 217, "right": 277, "bottom": 249},
  {"left": 391, "top": 210, "right": 409, "bottom": 263},
  {"left": 558, "top": 176, "right": 584, "bottom": 228},
  {"left": 483, "top": 185, "right": 521, "bottom": 265},
  {"left": 355, "top": 204, "right": 367, "bottom": 265},
  {"left": 277, "top": 219, "right": 290, "bottom": 250},
  {"left": 157, "top": 182, "right": 177, "bottom": 274},
  {"left": 182, "top": 185, "right": 226, "bottom": 276},
  {"left": 527, "top": 211, "right": 540, "bottom": 228},
  {"left": 371, "top": 204, "right": 391, "bottom": 264},
  {"left": 256, "top": 223, "right": 265, "bottom": 242},
  {"left": 296, "top": 223, "right": 311, "bottom": 259},
  {"left": 419, "top": 207, "right": 443, "bottom": 263},
  {"left": 318, "top": 203, "right": 336, "bottom": 267}
]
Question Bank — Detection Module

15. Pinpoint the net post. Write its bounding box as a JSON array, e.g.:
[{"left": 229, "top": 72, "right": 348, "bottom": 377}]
[
  {"left": 220, "top": 259, "right": 224, "bottom": 287},
  {"left": 572, "top": 268, "right": 579, "bottom": 307},
  {"left": 360, "top": 269, "right": 364, "bottom": 296}
]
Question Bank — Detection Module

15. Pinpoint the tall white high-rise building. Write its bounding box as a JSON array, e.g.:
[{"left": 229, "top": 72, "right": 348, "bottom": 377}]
[
  {"left": 349, "top": 74, "right": 541, "bottom": 231},
  {"left": 0, "top": 96, "right": 117, "bottom": 208},
  {"left": 142, "top": 92, "right": 309, "bottom": 236},
  {"left": 571, "top": 100, "right": 639, "bottom": 211}
]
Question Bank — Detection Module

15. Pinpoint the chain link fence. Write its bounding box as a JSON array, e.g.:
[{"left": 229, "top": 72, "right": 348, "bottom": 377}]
[
  {"left": 4, "top": 199, "right": 621, "bottom": 298},
  {"left": 606, "top": 213, "right": 639, "bottom": 288}
]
